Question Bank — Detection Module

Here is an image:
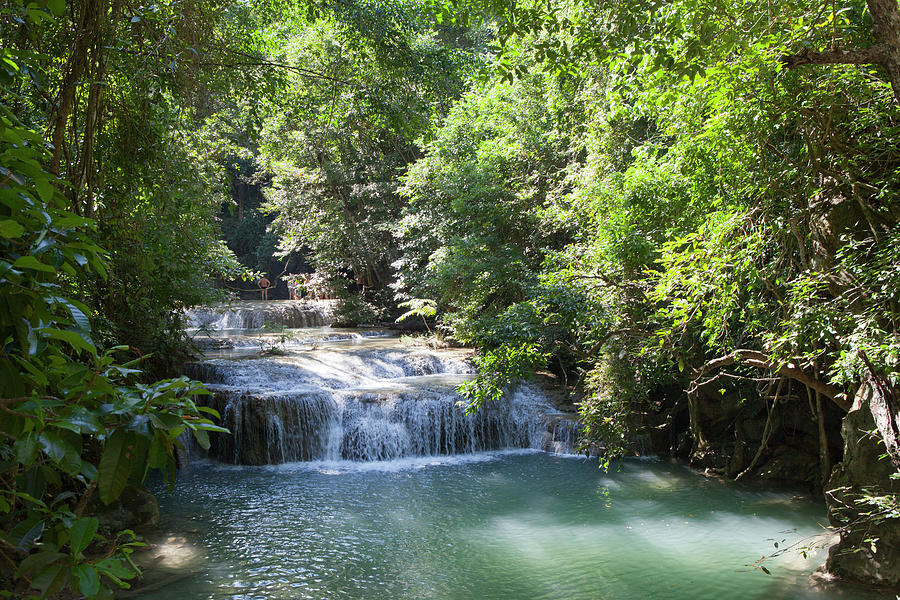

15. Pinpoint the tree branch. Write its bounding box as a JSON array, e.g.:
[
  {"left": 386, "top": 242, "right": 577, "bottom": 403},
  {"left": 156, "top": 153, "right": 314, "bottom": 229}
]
[
  {"left": 781, "top": 44, "right": 889, "bottom": 69},
  {"left": 693, "top": 349, "right": 849, "bottom": 411}
]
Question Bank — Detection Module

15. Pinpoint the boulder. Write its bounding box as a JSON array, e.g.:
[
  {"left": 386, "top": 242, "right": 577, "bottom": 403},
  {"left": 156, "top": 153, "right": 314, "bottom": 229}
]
[{"left": 90, "top": 486, "right": 160, "bottom": 533}]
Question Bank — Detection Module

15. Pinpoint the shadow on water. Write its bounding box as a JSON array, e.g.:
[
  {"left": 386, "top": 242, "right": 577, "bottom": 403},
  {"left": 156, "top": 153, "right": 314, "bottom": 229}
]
[
  {"left": 136, "top": 453, "right": 882, "bottom": 600},
  {"left": 145, "top": 324, "right": 879, "bottom": 600}
]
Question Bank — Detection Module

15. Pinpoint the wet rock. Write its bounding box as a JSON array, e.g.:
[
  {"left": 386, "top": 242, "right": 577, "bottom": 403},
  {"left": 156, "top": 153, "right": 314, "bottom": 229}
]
[
  {"left": 195, "top": 383, "right": 577, "bottom": 464},
  {"left": 90, "top": 486, "right": 160, "bottom": 532},
  {"left": 752, "top": 445, "right": 819, "bottom": 487}
]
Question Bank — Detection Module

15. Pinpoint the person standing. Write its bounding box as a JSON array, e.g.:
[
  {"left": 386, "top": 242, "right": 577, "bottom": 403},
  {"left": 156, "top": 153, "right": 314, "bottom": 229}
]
[{"left": 258, "top": 276, "right": 271, "bottom": 301}]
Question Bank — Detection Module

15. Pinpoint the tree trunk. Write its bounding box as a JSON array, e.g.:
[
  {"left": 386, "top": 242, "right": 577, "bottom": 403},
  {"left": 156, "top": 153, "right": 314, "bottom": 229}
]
[
  {"left": 687, "top": 391, "right": 710, "bottom": 461},
  {"left": 868, "top": 0, "right": 900, "bottom": 105},
  {"left": 50, "top": 0, "right": 100, "bottom": 176},
  {"left": 814, "top": 388, "right": 832, "bottom": 485}
]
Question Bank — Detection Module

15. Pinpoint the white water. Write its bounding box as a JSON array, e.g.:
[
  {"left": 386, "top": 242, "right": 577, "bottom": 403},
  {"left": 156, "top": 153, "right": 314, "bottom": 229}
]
[
  {"left": 184, "top": 307, "right": 577, "bottom": 464},
  {"left": 185, "top": 300, "right": 336, "bottom": 330}
]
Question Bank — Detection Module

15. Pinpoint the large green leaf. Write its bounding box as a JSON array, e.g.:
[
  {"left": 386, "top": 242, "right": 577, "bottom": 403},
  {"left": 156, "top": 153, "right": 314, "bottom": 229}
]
[
  {"left": 73, "top": 563, "right": 101, "bottom": 597},
  {"left": 68, "top": 517, "right": 99, "bottom": 555},
  {"left": 11, "top": 517, "right": 44, "bottom": 551},
  {"left": 40, "top": 327, "right": 96, "bottom": 353},
  {"left": 38, "top": 430, "right": 82, "bottom": 474},
  {"left": 0, "top": 219, "right": 25, "bottom": 238},
  {"left": 52, "top": 296, "right": 91, "bottom": 331},
  {"left": 12, "top": 255, "right": 56, "bottom": 273},
  {"left": 14, "top": 549, "right": 63, "bottom": 579},
  {"left": 15, "top": 433, "right": 38, "bottom": 466},
  {"left": 31, "top": 562, "right": 67, "bottom": 596},
  {"left": 98, "top": 429, "right": 134, "bottom": 505},
  {"left": 94, "top": 556, "right": 135, "bottom": 588}
]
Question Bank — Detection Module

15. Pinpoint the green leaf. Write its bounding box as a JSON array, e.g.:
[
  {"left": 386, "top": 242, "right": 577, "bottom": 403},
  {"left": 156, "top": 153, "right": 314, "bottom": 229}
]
[
  {"left": 38, "top": 431, "right": 70, "bottom": 463},
  {"left": 192, "top": 427, "right": 210, "bottom": 450},
  {"left": 0, "top": 219, "right": 25, "bottom": 238},
  {"left": 47, "top": 0, "right": 66, "bottom": 15},
  {"left": 15, "top": 433, "right": 38, "bottom": 466},
  {"left": 73, "top": 564, "right": 101, "bottom": 597},
  {"left": 11, "top": 517, "right": 44, "bottom": 551},
  {"left": 98, "top": 429, "right": 134, "bottom": 504},
  {"left": 146, "top": 437, "right": 169, "bottom": 470},
  {"left": 68, "top": 517, "right": 99, "bottom": 555},
  {"left": 49, "top": 430, "right": 82, "bottom": 475},
  {"left": 190, "top": 421, "right": 229, "bottom": 434},
  {"left": 40, "top": 327, "right": 96, "bottom": 353},
  {"left": 197, "top": 406, "right": 220, "bottom": 418},
  {"left": 94, "top": 556, "right": 136, "bottom": 587},
  {"left": 56, "top": 298, "right": 91, "bottom": 331},
  {"left": 149, "top": 412, "right": 183, "bottom": 430},
  {"left": 34, "top": 178, "right": 55, "bottom": 203},
  {"left": 63, "top": 407, "right": 102, "bottom": 434},
  {"left": 15, "top": 550, "right": 64, "bottom": 579},
  {"left": 12, "top": 255, "right": 56, "bottom": 273},
  {"left": 80, "top": 460, "right": 99, "bottom": 481},
  {"left": 32, "top": 562, "right": 67, "bottom": 595}
]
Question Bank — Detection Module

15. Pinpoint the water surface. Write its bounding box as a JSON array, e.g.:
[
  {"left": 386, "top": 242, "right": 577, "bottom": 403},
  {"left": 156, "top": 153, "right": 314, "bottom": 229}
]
[{"left": 143, "top": 452, "right": 867, "bottom": 600}]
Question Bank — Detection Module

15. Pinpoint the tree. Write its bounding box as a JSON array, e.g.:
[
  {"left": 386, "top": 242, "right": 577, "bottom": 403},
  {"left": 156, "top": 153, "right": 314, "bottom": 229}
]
[
  {"left": 259, "top": 0, "right": 484, "bottom": 303},
  {"left": 1, "top": 35, "right": 225, "bottom": 596},
  {"left": 782, "top": 0, "right": 900, "bottom": 105}
]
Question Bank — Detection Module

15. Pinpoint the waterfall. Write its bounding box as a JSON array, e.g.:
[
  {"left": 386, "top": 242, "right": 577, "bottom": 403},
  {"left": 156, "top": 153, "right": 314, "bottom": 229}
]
[
  {"left": 199, "top": 384, "right": 576, "bottom": 464},
  {"left": 185, "top": 300, "right": 336, "bottom": 330},
  {"left": 184, "top": 305, "right": 578, "bottom": 465}
]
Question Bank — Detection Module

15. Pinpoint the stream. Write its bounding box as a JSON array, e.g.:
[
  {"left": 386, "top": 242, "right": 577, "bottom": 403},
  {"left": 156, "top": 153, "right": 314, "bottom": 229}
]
[{"left": 136, "top": 302, "right": 880, "bottom": 599}]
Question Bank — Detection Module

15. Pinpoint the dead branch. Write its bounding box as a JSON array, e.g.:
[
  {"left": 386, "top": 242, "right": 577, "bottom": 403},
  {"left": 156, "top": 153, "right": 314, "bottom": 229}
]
[{"left": 858, "top": 349, "right": 900, "bottom": 467}]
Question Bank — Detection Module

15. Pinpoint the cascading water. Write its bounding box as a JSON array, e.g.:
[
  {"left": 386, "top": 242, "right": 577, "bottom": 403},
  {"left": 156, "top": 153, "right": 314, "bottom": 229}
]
[
  {"left": 144, "top": 304, "right": 866, "bottom": 600},
  {"left": 198, "top": 384, "right": 575, "bottom": 464},
  {"left": 185, "top": 300, "right": 336, "bottom": 331},
  {"left": 183, "top": 306, "right": 577, "bottom": 465}
]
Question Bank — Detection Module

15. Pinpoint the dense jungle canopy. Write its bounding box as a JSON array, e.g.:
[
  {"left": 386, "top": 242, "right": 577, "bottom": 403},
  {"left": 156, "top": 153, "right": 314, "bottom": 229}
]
[{"left": 1, "top": 0, "right": 899, "bottom": 596}]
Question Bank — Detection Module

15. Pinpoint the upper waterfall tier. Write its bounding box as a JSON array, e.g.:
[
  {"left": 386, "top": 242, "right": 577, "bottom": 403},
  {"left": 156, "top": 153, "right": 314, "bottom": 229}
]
[
  {"left": 185, "top": 300, "right": 336, "bottom": 330},
  {"left": 185, "top": 342, "right": 475, "bottom": 391}
]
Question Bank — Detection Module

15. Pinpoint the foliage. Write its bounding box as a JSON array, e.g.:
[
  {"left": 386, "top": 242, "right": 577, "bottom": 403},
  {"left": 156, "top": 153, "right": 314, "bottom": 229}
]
[
  {"left": 0, "top": 80, "right": 224, "bottom": 597},
  {"left": 396, "top": 298, "right": 437, "bottom": 332},
  {"left": 332, "top": 288, "right": 390, "bottom": 327},
  {"left": 459, "top": 342, "right": 548, "bottom": 412},
  {"left": 395, "top": 68, "right": 579, "bottom": 340},
  {"left": 259, "top": 2, "right": 485, "bottom": 298},
  {"left": 386, "top": 0, "right": 900, "bottom": 488},
  {"left": 1, "top": 0, "right": 254, "bottom": 373}
]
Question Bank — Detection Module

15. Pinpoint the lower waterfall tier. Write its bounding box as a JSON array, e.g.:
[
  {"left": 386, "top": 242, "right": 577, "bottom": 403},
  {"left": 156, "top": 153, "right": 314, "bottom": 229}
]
[
  {"left": 199, "top": 385, "right": 577, "bottom": 464},
  {"left": 185, "top": 334, "right": 578, "bottom": 464}
]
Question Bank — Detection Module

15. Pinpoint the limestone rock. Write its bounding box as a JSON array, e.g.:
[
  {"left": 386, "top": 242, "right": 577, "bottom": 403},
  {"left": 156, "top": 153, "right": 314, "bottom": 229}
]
[{"left": 825, "top": 382, "right": 900, "bottom": 588}]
